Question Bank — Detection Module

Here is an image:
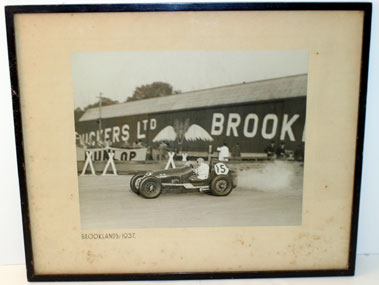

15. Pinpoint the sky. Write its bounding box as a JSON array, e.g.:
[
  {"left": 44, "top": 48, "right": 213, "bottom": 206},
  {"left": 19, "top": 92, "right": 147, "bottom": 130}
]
[{"left": 71, "top": 50, "right": 308, "bottom": 109}]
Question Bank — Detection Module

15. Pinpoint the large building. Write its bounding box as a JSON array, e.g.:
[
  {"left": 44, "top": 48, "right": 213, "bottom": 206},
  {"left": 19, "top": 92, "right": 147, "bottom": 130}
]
[{"left": 76, "top": 74, "right": 307, "bottom": 155}]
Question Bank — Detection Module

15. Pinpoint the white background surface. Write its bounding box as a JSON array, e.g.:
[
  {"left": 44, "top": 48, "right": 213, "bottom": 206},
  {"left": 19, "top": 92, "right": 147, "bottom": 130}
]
[
  {"left": 0, "top": 255, "right": 378, "bottom": 284},
  {"left": 0, "top": 0, "right": 378, "bottom": 283}
]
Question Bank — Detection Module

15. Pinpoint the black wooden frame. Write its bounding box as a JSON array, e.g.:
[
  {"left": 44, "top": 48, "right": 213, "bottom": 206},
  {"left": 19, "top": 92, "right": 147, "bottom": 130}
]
[{"left": 5, "top": 2, "right": 372, "bottom": 282}]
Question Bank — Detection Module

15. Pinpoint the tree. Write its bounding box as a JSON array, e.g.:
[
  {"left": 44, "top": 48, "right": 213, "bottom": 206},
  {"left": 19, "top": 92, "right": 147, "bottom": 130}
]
[
  {"left": 83, "top": 97, "right": 119, "bottom": 111},
  {"left": 74, "top": 96, "right": 119, "bottom": 125},
  {"left": 127, "top": 82, "right": 181, "bottom": 102},
  {"left": 74, "top": 107, "right": 85, "bottom": 125}
]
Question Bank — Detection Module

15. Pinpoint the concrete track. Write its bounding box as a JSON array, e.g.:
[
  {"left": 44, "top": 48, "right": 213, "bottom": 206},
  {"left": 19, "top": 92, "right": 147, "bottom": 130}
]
[{"left": 78, "top": 163, "right": 303, "bottom": 229}]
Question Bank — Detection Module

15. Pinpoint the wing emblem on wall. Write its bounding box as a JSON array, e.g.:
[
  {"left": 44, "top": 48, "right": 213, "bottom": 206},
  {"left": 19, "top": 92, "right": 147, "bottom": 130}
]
[
  {"left": 152, "top": 121, "right": 213, "bottom": 143},
  {"left": 152, "top": 126, "right": 177, "bottom": 142},
  {"left": 184, "top": 124, "right": 213, "bottom": 142}
]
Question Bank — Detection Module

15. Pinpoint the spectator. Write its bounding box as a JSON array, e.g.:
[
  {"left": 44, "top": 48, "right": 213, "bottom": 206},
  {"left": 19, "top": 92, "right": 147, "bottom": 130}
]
[
  {"left": 276, "top": 141, "right": 287, "bottom": 160},
  {"left": 264, "top": 141, "right": 276, "bottom": 160},
  {"left": 232, "top": 143, "right": 242, "bottom": 161},
  {"left": 158, "top": 141, "right": 168, "bottom": 161},
  {"left": 294, "top": 143, "right": 304, "bottom": 161},
  {"left": 146, "top": 145, "right": 153, "bottom": 161},
  {"left": 217, "top": 142, "right": 230, "bottom": 161},
  {"left": 133, "top": 140, "right": 143, "bottom": 149},
  {"left": 121, "top": 140, "right": 131, "bottom": 149},
  {"left": 104, "top": 138, "right": 112, "bottom": 148},
  {"left": 96, "top": 140, "right": 104, "bottom": 148}
]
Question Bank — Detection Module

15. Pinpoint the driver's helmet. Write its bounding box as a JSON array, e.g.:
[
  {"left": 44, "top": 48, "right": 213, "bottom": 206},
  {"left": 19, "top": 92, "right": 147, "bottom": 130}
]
[{"left": 196, "top": 158, "right": 205, "bottom": 164}]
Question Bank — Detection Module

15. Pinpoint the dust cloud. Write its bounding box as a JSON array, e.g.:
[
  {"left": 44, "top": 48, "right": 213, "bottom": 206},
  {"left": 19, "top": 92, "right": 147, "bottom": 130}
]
[{"left": 236, "top": 161, "right": 303, "bottom": 193}]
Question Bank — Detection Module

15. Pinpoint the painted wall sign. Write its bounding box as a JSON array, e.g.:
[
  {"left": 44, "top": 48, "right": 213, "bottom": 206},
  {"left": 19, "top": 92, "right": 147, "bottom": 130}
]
[{"left": 76, "top": 97, "right": 306, "bottom": 153}]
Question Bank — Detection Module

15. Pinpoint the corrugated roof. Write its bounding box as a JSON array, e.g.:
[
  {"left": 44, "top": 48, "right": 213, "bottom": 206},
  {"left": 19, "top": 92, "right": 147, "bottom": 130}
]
[{"left": 79, "top": 74, "right": 307, "bottom": 122}]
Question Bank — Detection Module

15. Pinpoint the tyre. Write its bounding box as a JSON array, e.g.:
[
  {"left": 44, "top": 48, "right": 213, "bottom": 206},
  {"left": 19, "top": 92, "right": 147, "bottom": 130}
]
[
  {"left": 130, "top": 173, "right": 145, "bottom": 194},
  {"left": 139, "top": 177, "right": 162, "bottom": 199},
  {"left": 210, "top": 175, "right": 233, "bottom": 196}
]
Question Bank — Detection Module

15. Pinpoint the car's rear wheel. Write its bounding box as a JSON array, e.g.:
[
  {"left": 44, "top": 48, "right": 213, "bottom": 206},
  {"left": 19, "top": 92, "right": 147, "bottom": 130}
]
[
  {"left": 139, "top": 177, "right": 162, "bottom": 199},
  {"left": 210, "top": 176, "right": 233, "bottom": 196},
  {"left": 130, "top": 173, "right": 145, "bottom": 194}
]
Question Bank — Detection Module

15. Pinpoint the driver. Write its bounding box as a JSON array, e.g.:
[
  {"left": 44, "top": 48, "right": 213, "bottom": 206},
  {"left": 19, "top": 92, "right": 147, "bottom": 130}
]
[{"left": 193, "top": 158, "right": 210, "bottom": 180}]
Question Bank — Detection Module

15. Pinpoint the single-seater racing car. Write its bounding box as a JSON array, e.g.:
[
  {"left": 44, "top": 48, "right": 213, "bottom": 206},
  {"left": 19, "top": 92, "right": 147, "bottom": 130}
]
[{"left": 130, "top": 161, "right": 236, "bottom": 199}]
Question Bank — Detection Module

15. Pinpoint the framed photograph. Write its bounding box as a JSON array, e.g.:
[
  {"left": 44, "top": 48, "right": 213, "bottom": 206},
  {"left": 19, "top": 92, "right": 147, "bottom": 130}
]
[{"left": 6, "top": 2, "right": 371, "bottom": 281}]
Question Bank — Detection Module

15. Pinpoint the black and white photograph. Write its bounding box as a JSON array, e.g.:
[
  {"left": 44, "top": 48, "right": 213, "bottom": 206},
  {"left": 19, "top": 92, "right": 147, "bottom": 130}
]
[
  {"left": 73, "top": 50, "right": 308, "bottom": 229},
  {"left": 3, "top": 2, "right": 373, "bottom": 281}
]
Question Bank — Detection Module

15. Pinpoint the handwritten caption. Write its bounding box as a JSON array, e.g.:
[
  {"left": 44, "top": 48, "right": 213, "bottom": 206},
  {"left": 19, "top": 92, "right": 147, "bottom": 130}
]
[{"left": 81, "top": 232, "right": 136, "bottom": 240}]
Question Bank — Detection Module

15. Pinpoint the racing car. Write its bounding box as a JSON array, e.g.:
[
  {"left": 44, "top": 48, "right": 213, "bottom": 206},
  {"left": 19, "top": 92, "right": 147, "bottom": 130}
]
[{"left": 130, "top": 161, "right": 237, "bottom": 199}]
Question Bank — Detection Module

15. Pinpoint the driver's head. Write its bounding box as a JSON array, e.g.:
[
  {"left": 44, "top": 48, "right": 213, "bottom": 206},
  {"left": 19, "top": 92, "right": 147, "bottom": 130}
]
[{"left": 196, "top": 158, "right": 204, "bottom": 165}]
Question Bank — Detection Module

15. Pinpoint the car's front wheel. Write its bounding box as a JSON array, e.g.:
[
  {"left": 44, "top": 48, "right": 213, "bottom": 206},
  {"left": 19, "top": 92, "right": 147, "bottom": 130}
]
[
  {"left": 130, "top": 173, "right": 145, "bottom": 194},
  {"left": 210, "top": 176, "right": 233, "bottom": 196},
  {"left": 139, "top": 177, "right": 162, "bottom": 199}
]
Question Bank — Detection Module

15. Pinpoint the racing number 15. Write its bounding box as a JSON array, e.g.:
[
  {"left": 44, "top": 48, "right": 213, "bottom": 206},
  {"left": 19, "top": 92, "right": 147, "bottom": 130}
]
[{"left": 214, "top": 163, "right": 229, "bottom": 175}]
